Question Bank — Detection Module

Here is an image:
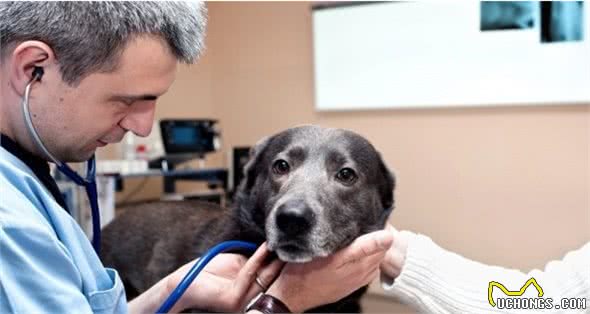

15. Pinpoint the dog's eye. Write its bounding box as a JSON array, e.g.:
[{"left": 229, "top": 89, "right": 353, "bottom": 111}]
[
  {"left": 272, "top": 159, "right": 290, "bottom": 175},
  {"left": 336, "top": 168, "right": 357, "bottom": 184}
]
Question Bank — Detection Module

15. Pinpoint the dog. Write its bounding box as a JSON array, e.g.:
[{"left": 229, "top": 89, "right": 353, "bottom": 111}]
[{"left": 100, "top": 125, "right": 395, "bottom": 312}]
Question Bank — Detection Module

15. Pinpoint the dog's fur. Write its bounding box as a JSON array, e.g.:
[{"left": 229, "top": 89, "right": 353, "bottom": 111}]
[{"left": 100, "top": 125, "right": 395, "bottom": 312}]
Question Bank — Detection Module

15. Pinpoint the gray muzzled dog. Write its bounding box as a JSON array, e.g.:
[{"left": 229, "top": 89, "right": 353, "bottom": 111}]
[{"left": 100, "top": 125, "right": 395, "bottom": 312}]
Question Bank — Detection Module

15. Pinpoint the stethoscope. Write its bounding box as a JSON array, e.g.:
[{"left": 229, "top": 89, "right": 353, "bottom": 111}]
[{"left": 22, "top": 67, "right": 101, "bottom": 254}]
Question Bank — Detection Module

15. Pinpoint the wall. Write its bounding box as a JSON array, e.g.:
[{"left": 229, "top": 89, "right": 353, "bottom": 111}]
[{"left": 206, "top": 0, "right": 589, "bottom": 267}]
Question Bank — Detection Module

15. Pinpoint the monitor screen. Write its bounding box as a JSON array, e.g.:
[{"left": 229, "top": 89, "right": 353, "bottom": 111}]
[
  {"left": 160, "top": 119, "right": 218, "bottom": 155},
  {"left": 171, "top": 126, "right": 200, "bottom": 146}
]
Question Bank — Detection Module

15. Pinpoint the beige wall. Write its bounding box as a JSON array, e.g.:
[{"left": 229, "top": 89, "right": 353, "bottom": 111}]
[
  {"left": 206, "top": 0, "right": 589, "bottom": 266},
  {"left": 113, "top": 2, "right": 589, "bottom": 311}
]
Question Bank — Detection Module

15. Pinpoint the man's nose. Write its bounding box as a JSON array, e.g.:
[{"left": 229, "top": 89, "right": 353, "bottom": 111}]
[{"left": 119, "top": 102, "right": 155, "bottom": 137}]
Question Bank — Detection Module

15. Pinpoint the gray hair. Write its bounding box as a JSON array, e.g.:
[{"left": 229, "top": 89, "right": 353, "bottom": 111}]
[{"left": 0, "top": 1, "right": 207, "bottom": 85}]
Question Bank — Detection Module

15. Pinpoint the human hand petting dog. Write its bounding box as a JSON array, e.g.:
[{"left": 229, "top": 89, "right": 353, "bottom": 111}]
[{"left": 255, "top": 228, "right": 394, "bottom": 313}]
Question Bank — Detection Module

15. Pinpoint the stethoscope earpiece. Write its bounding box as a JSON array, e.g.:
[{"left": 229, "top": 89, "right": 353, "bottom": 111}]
[{"left": 32, "top": 66, "right": 44, "bottom": 81}]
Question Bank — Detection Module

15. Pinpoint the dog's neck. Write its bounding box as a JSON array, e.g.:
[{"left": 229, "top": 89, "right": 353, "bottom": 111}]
[{"left": 227, "top": 203, "right": 266, "bottom": 245}]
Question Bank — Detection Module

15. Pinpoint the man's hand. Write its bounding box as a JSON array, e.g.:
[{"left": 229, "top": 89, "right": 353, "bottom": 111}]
[
  {"left": 166, "top": 243, "right": 284, "bottom": 312},
  {"left": 129, "top": 243, "right": 283, "bottom": 314}
]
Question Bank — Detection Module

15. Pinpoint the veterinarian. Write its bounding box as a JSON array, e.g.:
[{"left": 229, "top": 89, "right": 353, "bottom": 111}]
[
  {"left": 380, "top": 226, "right": 589, "bottom": 312},
  {"left": 0, "top": 2, "right": 393, "bottom": 313}
]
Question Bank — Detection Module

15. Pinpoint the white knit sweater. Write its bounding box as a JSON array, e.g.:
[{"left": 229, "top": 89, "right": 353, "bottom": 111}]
[{"left": 381, "top": 231, "right": 590, "bottom": 313}]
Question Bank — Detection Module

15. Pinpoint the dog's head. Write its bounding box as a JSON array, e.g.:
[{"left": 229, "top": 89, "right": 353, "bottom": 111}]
[{"left": 234, "top": 125, "right": 395, "bottom": 263}]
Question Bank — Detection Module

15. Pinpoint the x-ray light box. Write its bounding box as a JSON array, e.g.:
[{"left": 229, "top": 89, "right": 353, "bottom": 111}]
[{"left": 312, "top": 2, "right": 590, "bottom": 110}]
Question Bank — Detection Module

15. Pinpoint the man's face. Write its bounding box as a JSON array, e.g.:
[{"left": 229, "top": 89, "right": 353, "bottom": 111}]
[{"left": 29, "top": 36, "right": 178, "bottom": 162}]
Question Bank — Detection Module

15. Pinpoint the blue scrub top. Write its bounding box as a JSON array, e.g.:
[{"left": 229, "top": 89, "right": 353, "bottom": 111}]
[{"left": 0, "top": 145, "right": 127, "bottom": 313}]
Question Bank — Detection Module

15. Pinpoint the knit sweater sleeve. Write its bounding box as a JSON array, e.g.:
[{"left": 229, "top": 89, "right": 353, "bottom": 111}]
[{"left": 381, "top": 231, "right": 590, "bottom": 313}]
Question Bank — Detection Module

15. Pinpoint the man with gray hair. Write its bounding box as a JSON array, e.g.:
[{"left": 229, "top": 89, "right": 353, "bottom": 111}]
[{"left": 0, "top": 2, "right": 393, "bottom": 313}]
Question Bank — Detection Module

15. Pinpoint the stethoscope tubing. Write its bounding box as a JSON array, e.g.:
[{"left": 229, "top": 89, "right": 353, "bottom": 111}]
[{"left": 22, "top": 74, "right": 101, "bottom": 254}]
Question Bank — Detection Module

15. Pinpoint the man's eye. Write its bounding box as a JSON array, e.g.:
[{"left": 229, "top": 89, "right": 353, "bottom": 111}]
[{"left": 111, "top": 98, "right": 134, "bottom": 106}]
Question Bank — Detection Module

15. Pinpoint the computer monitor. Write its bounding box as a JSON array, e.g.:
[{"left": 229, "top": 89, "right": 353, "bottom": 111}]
[{"left": 160, "top": 119, "right": 219, "bottom": 155}]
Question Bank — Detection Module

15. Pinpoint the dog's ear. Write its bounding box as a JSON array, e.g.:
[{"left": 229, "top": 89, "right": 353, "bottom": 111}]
[
  {"left": 377, "top": 152, "right": 395, "bottom": 212},
  {"left": 241, "top": 136, "right": 271, "bottom": 191}
]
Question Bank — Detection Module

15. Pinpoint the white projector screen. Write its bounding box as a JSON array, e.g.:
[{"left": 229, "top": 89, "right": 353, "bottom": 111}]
[{"left": 312, "top": 2, "right": 590, "bottom": 111}]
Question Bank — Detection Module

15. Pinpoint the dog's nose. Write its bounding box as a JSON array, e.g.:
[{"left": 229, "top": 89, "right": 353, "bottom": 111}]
[{"left": 275, "top": 201, "right": 315, "bottom": 236}]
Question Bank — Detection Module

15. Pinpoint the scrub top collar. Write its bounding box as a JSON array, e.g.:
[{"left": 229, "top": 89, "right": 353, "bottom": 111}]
[{"left": 1, "top": 132, "right": 69, "bottom": 213}]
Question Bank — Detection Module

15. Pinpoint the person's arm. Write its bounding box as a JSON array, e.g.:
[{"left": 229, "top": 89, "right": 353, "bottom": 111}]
[
  {"left": 0, "top": 222, "right": 94, "bottom": 313},
  {"left": 380, "top": 226, "right": 590, "bottom": 313}
]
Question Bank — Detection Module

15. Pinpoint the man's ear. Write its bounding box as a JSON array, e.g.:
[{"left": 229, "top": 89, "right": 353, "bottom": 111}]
[{"left": 8, "top": 40, "right": 57, "bottom": 96}]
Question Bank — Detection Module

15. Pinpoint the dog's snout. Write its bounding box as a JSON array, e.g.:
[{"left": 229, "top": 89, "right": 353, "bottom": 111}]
[{"left": 275, "top": 200, "right": 315, "bottom": 236}]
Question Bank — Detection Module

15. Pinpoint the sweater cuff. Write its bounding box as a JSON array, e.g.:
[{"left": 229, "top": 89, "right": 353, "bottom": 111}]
[{"left": 379, "top": 231, "right": 538, "bottom": 313}]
